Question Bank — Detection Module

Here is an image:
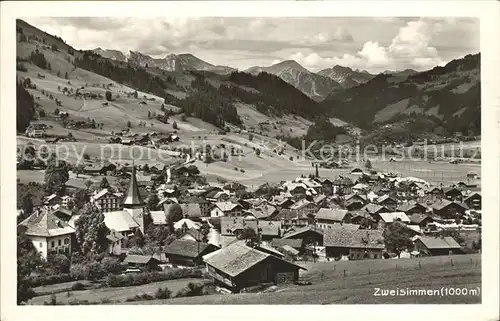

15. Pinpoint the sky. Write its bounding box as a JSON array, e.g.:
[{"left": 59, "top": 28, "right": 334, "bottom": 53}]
[{"left": 24, "top": 17, "right": 479, "bottom": 73}]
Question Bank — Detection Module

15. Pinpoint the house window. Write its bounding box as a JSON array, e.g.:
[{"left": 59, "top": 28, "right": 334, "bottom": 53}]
[
  {"left": 39, "top": 242, "right": 43, "bottom": 248},
  {"left": 51, "top": 241, "right": 55, "bottom": 248},
  {"left": 58, "top": 239, "right": 62, "bottom": 246},
  {"left": 64, "top": 238, "right": 69, "bottom": 244}
]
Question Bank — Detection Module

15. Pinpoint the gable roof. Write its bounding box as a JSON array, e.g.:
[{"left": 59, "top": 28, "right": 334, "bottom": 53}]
[
  {"left": 220, "top": 217, "right": 258, "bottom": 236},
  {"left": 329, "top": 223, "right": 361, "bottom": 230},
  {"left": 377, "top": 194, "right": 397, "bottom": 204},
  {"left": 179, "top": 228, "right": 205, "bottom": 242},
  {"left": 174, "top": 218, "right": 201, "bottom": 230},
  {"left": 378, "top": 212, "right": 410, "bottom": 223},
  {"left": 123, "top": 255, "right": 159, "bottom": 265},
  {"left": 18, "top": 209, "right": 75, "bottom": 237},
  {"left": 397, "top": 202, "right": 427, "bottom": 213},
  {"left": 150, "top": 211, "right": 167, "bottom": 225},
  {"left": 214, "top": 202, "right": 241, "bottom": 212},
  {"left": 259, "top": 221, "right": 282, "bottom": 236},
  {"left": 289, "top": 199, "right": 313, "bottom": 210},
  {"left": 273, "top": 209, "right": 303, "bottom": 221},
  {"left": 324, "top": 229, "right": 385, "bottom": 249},
  {"left": 408, "top": 213, "right": 433, "bottom": 225},
  {"left": 430, "top": 199, "right": 467, "bottom": 211},
  {"left": 165, "top": 239, "right": 214, "bottom": 258},
  {"left": 282, "top": 225, "right": 324, "bottom": 239},
  {"left": 361, "top": 203, "right": 387, "bottom": 214},
  {"left": 104, "top": 210, "right": 139, "bottom": 232},
  {"left": 271, "top": 238, "right": 303, "bottom": 249},
  {"left": 316, "top": 208, "right": 349, "bottom": 222},
  {"left": 245, "top": 204, "right": 277, "bottom": 220},
  {"left": 417, "top": 236, "right": 461, "bottom": 249},
  {"left": 106, "top": 229, "right": 124, "bottom": 242},
  {"left": 203, "top": 242, "right": 305, "bottom": 277}
]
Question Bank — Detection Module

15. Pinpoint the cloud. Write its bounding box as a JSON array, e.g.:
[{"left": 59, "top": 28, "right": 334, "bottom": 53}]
[
  {"left": 303, "top": 28, "right": 354, "bottom": 44},
  {"left": 290, "top": 19, "right": 449, "bottom": 72}
]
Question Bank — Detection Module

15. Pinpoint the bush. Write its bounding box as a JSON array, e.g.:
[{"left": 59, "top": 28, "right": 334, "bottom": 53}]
[
  {"left": 26, "top": 273, "right": 75, "bottom": 288},
  {"left": 46, "top": 254, "right": 71, "bottom": 274},
  {"left": 101, "top": 256, "right": 122, "bottom": 274},
  {"left": 71, "top": 282, "right": 86, "bottom": 291},
  {"left": 87, "top": 261, "right": 106, "bottom": 280},
  {"left": 106, "top": 269, "right": 203, "bottom": 288},
  {"left": 105, "top": 91, "right": 112, "bottom": 101},
  {"left": 175, "top": 281, "right": 205, "bottom": 298},
  {"left": 154, "top": 287, "right": 172, "bottom": 299},
  {"left": 172, "top": 121, "right": 178, "bottom": 130},
  {"left": 69, "top": 263, "right": 90, "bottom": 280}
]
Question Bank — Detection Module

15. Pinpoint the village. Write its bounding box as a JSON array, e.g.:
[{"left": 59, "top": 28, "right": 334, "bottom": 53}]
[{"left": 16, "top": 140, "right": 482, "bottom": 304}]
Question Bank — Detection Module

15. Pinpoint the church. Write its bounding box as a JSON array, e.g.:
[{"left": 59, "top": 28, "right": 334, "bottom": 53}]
[{"left": 102, "top": 165, "right": 147, "bottom": 254}]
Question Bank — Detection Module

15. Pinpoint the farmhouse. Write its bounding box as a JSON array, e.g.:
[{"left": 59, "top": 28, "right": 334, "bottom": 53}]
[
  {"left": 91, "top": 189, "right": 122, "bottom": 212},
  {"left": 375, "top": 212, "right": 411, "bottom": 229},
  {"left": 414, "top": 236, "right": 462, "bottom": 256},
  {"left": 289, "top": 199, "right": 316, "bottom": 216},
  {"left": 323, "top": 229, "right": 385, "bottom": 260},
  {"left": 220, "top": 217, "right": 258, "bottom": 237},
  {"left": 282, "top": 225, "right": 324, "bottom": 246},
  {"left": 273, "top": 209, "right": 309, "bottom": 228},
  {"left": 315, "top": 208, "right": 349, "bottom": 228},
  {"left": 18, "top": 208, "right": 75, "bottom": 259},
  {"left": 376, "top": 195, "right": 398, "bottom": 210},
  {"left": 463, "top": 192, "right": 481, "bottom": 210},
  {"left": 443, "top": 187, "right": 463, "bottom": 202},
  {"left": 259, "top": 221, "right": 282, "bottom": 241},
  {"left": 397, "top": 201, "right": 428, "bottom": 215},
  {"left": 430, "top": 199, "right": 467, "bottom": 218},
  {"left": 174, "top": 218, "right": 201, "bottom": 231},
  {"left": 361, "top": 203, "right": 388, "bottom": 216},
  {"left": 210, "top": 202, "right": 243, "bottom": 217},
  {"left": 123, "top": 255, "right": 161, "bottom": 272},
  {"left": 203, "top": 242, "right": 306, "bottom": 292},
  {"left": 164, "top": 239, "right": 219, "bottom": 267},
  {"left": 408, "top": 214, "right": 435, "bottom": 230}
]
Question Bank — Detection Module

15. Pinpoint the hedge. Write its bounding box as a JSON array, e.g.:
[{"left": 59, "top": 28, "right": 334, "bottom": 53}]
[{"left": 106, "top": 269, "right": 203, "bottom": 288}]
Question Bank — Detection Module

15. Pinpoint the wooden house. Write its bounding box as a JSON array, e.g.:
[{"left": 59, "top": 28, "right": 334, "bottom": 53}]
[
  {"left": 123, "top": 255, "right": 161, "bottom": 272},
  {"left": 463, "top": 192, "right": 481, "bottom": 210},
  {"left": 324, "top": 229, "right": 385, "bottom": 260},
  {"left": 414, "top": 236, "right": 462, "bottom": 256},
  {"left": 430, "top": 200, "right": 467, "bottom": 218},
  {"left": 164, "top": 239, "right": 219, "bottom": 267}
]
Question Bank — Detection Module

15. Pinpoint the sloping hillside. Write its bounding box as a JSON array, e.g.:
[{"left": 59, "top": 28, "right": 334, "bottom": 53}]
[
  {"left": 321, "top": 53, "right": 480, "bottom": 134},
  {"left": 245, "top": 60, "right": 342, "bottom": 101}
]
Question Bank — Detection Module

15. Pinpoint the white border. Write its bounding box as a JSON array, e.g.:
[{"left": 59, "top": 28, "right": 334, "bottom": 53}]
[{"left": 1, "top": 2, "right": 499, "bottom": 321}]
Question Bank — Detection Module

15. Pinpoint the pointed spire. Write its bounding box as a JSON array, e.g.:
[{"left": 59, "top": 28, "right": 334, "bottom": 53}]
[{"left": 123, "top": 161, "right": 144, "bottom": 208}]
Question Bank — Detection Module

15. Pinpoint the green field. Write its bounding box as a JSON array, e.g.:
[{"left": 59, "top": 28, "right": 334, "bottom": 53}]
[
  {"left": 28, "top": 278, "right": 205, "bottom": 305},
  {"left": 125, "top": 254, "right": 481, "bottom": 304}
]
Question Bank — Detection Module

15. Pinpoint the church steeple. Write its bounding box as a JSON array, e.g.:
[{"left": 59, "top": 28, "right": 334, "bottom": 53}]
[{"left": 123, "top": 162, "right": 144, "bottom": 208}]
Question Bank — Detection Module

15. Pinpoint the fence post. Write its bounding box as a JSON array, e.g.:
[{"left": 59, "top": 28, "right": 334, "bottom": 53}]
[
  {"left": 451, "top": 259, "right": 454, "bottom": 267},
  {"left": 343, "top": 269, "right": 346, "bottom": 277},
  {"left": 418, "top": 261, "right": 421, "bottom": 269}
]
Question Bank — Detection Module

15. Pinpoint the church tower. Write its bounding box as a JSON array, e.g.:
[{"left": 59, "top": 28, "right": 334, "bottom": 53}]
[{"left": 123, "top": 164, "right": 146, "bottom": 234}]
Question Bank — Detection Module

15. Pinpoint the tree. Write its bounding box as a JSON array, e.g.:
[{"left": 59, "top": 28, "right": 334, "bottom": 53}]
[
  {"left": 44, "top": 154, "right": 69, "bottom": 195},
  {"left": 17, "top": 228, "right": 43, "bottom": 304},
  {"left": 75, "top": 203, "right": 109, "bottom": 256},
  {"left": 57, "top": 71, "right": 61, "bottom": 78},
  {"left": 99, "top": 177, "right": 111, "bottom": 190},
  {"left": 45, "top": 254, "right": 71, "bottom": 274},
  {"left": 181, "top": 114, "right": 187, "bottom": 122},
  {"left": 54, "top": 108, "right": 60, "bottom": 115},
  {"left": 73, "top": 188, "right": 89, "bottom": 210},
  {"left": 133, "top": 90, "right": 138, "bottom": 98},
  {"left": 200, "top": 221, "right": 210, "bottom": 243},
  {"left": 161, "top": 104, "right": 165, "bottom": 111},
  {"left": 255, "top": 148, "right": 261, "bottom": 156},
  {"left": 166, "top": 203, "right": 183, "bottom": 232},
  {"left": 249, "top": 133, "right": 254, "bottom": 141},
  {"left": 172, "top": 121, "right": 178, "bottom": 130},
  {"left": 365, "top": 159, "right": 372, "bottom": 170},
  {"left": 105, "top": 91, "right": 112, "bottom": 101},
  {"left": 22, "top": 194, "right": 34, "bottom": 216},
  {"left": 73, "top": 164, "right": 85, "bottom": 178},
  {"left": 84, "top": 179, "right": 94, "bottom": 190},
  {"left": 146, "top": 193, "right": 160, "bottom": 212},
  {"left": 17, "top": 81, "right": 35, "bottom": 132},
  {"left": 65, "top": 72, "right": 69, "bottom": 79},
  {"left": 315, "top": 164, "right": 319, "bottom": 178},
  {"left": 382, "top": 222, "right": 413, "bottom": 258},
  {"left": 237, "top": 227, "right": 259, "bottom": 247}
]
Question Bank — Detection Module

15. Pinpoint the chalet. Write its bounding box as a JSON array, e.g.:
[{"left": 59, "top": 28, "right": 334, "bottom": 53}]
[
  {"left": 282, "top": 225, "right": 324, "bottom": 246},
  {"left": 443, "top": 187, "right": 463, "bottom": 202},
  {"left": 302, "top": 178, "right": 323, "bottom": 194},
  {"left": 280, "top": 245, "right": 300, "bottom": 260},
  {"left": 315, "top": 208, "right": 350, "bottom": 228},
  {"left": 361, "top": 203, "right": 389, "bottom": 216},
  {"left": 273, "top": 209, "right": 309, "bottom": 228},
  {"left": 376, "top": 195, "right": 398, "bottom": 210},
  {"left": 104, "top": 210, "right": 141, "bottom": 247},
  {"left": 259, "top": 221, "right": 282, "bottom": 241},
  {"left": 91, "top": 189, "right": 121, "bottom": 212},
  {"left": 324, "top": 229, "right": 385, "bottom": 260},
  {"left": 178, "top": 203, "right": 204, "bottom": 220},
  {"left": 289, "top": 199, "right": 316, "bottom": 216},
  {"left": 271, "top": 238, "right": 303, "bottom": 251},
  {"left": 332, "top": 177, "right": 354, "bottom": 195},
  {"left": 164, "top": 239, "right": 219, "bottom": 267},
  {"left": 463, "top": 192, "right": 481, "bottom": 210},
  {"left": 425, "top": 186, "right": 445, "bottom": 198},
  {"left": 244, "top": 204, "right": 278, "bottom": 220},
  {"left": 106, "top": 229, "right": 124, "bottom": 256},
  {"left": 121, "top": 139, "right": 133, "bottom": 145},
  {"left": 255, "top": 244, "right": 286, "bottom": 259},
  {"left": 348, "top": 211, "right": 377, "bottom": 228},
  {"left": 283, "top": 182, "right": 308, "bottom": 199},
  {"left": 414, "top": 236, "right": 462, "bottom": 256},
  {"left": 270, "top": 196, "right": 294, "bottom": 209},
  {"left": 408, "top": 214, "right": 435, "bottom": 231},
  {"left": 220, "top": 217, "right": 258, "bottom": 237},
  {"left": 313, "top": 194, "right": 327, "bottom": 208},
  {"left": 430, "top": 199, "right": 467, "bottom": 218},
  {"left": 397, "top": 202, "right": 428, "bottom": 215},
  {"left": 375, "top": 212, "right": 411, "bottom": 229},
  {"left": 179, "top": 228, "right": 205, "bottom": 242},
  {"left": 123, "top": 255, "right": 160, "bottom": 272},
  {"left": 206, "top": 190, "right": 231, "bottom": 202},
  {"left": 315, "top": 178, "right": 333, "bottom": 195},
  {"left": 18, "top": 208, "right": 75, "bottom": 259},
  {"left": 203, "top": 242, "right": 306, "bottom": 292},
  {"left": 180, "top": 197, "right": 212, "bottom": 217},
  {"left": 174, "top": 218, "right": 201, "bottom": 231},
  {"left": 83, "top": 163, "right": 117, "bottom": 176},
  {"left": 211, "top": 202, "right": 243, "bottom": 217},
  {"left": 60, "top": 195, "right": 73, "bottom": 209}
]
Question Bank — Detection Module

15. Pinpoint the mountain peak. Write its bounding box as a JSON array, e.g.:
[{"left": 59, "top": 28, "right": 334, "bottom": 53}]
[{"left": 332, "top": 65, "right": 353, "bottom": 73}]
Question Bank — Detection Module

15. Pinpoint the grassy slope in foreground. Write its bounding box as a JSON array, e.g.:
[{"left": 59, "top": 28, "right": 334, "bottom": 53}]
[{"left": 125, "top": 254, "right": 481, "bottom": 304}]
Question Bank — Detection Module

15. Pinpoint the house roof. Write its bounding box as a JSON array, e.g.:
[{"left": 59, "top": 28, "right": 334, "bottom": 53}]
[
  {"left": 289, "top": 199, "right": 313, "bottom": 210},
  {"left": 378, "top": 212, "right": 410, "bottom": 223},
  {"left": 282, "top": 225, "right": 324, "bottom": 239},
  {"left": 377, "top": 194, "right": 397, "bottom": 204},
  {"left": 324, "top": 229, "right": 385, "bottom": 249},
  {"left": 165, "top": 239, "right": 214, "bottom": 258},
  {"left": 214, "top": 202, "right": 241, "bottom": 212},
  {"left": 245, "top": 205, "right": 277, "bottom": 220},
  {"left": 408, "top": 214, "right": 433, "bottom": 225},
  {"left": 180, "top": 228, "right": 205, "bottom": 242},
  {"left": 430, "top": 199, "right": 467, "bottom": 211},
  {"left": 256, "top": 244, "right": 285, "bottom": 258},
  {"left": 273, "top": 209, "right": 303, "bottom": 221},
  {"left": 174, "top": 218, "right": 201, "bottom": 230},
  {"left": 18, "top": 209, "right": 75, "bottom": 237},
  {"left": 417, "top": 236, "right": 461, "bottom": 249},
  {"left": 271, "top": 238, "right": 303, "bottom": 249},
  {"left": 346, "top": 193, "right": 367, "bottom": 202},
  {"left": 104, "top": 210, "right": 139, "bottom": 232},
  {"left": 397, "top": 202, "right": 427, "bottom": 213},
  {"left": 316, "top": 208, "right": 349, "bottom": 222},
  {"left": 464, "top": 192, "right": 481, "bottom": 202},
  {"left": 123, "top": 166, "right": 144, "bottom": 207},
  {"left": 313, "top": 195, "right": 327, "bottom": 204},
  {"left": 220, "top": 217, "right": 258, "bottom": 236},
  {"left": 259, "top": 221, "right": 282, "bottom": 236},
  {"left": 281, "top": 245, "right": 300, "bottom": 255},
  {"left": 361, "top": 203, "right": 387, "bottom": 214},
  {"left": 93, "top": 189, "right": 115, "bottom": 201},
  {"left": 123, "top": 255, "right": 159, "bottom": 265},
  {"left": 329, "top": 223, "right": 360, "bottom": 230},
  {"left": 204, "top": 242, "right": 305, "bottom": 278}
]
